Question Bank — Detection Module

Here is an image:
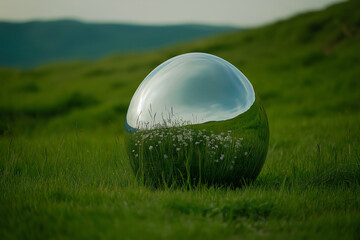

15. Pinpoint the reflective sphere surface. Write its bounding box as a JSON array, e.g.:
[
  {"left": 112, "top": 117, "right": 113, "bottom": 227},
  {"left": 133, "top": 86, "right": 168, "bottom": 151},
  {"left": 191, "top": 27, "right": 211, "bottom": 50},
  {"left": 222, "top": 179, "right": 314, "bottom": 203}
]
[{"left": 125, "top": 53, "right": 269, "bottom": 187}]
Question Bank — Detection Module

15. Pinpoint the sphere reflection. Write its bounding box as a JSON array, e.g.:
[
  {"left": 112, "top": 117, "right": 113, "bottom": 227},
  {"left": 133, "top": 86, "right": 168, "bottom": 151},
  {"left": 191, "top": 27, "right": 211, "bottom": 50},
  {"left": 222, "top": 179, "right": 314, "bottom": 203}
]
[{"left": 125, "top": 53, "right": 269, "bottom": 187}]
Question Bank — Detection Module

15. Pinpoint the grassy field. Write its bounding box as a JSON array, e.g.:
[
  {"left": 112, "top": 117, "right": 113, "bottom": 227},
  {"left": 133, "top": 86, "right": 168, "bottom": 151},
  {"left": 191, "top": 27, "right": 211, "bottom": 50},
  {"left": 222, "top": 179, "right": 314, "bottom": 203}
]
[{"left": 1, "top": 1, "right": 360, "bottom": 239}]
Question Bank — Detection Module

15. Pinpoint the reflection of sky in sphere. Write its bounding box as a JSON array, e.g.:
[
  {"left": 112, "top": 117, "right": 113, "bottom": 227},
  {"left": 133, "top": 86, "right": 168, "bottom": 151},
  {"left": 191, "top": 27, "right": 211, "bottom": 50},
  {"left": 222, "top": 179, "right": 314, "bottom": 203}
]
[{"left": 126, "top": 53, "right": 255, "bottom": 129}]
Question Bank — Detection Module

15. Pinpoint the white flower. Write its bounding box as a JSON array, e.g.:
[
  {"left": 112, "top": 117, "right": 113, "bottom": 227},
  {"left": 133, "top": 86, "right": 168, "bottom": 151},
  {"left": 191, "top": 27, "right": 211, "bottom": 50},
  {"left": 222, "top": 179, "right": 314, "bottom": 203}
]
[
  {"left": 135, "top": 154, "right": 139, "bottom": 157},
  {"left": 176, "top": 148, "right": 181, "bottom": 151},
  {"left": 177, "top": 134, "right": 183, "bottom": 141},
  {"left": 158, "top": 141, "right": 162, "bottom": 144},
  {"left": 164, "top": 154, "right": 168, "bottom": 159},
  {"left": 132, "top": 149, "right": 135, "bottom": 153},
  {"left": 195, "top": 141, "right": 200, "bottom": 145},
  {"left": 220, "top": 154, "right": 224, "bottom": 160},
  {"left": 244, "top": 152, "right": 248, "bottom": 156},
  {"left": 149, "top": 146, "right": 153, "bottom": 151}
]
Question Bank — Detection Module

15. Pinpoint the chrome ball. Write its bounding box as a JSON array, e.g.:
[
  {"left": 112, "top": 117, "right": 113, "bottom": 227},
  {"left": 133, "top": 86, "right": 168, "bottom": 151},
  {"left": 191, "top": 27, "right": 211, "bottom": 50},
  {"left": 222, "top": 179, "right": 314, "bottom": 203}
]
[{"left": 125, "top": 53, "right": 269, "bottom": 187}]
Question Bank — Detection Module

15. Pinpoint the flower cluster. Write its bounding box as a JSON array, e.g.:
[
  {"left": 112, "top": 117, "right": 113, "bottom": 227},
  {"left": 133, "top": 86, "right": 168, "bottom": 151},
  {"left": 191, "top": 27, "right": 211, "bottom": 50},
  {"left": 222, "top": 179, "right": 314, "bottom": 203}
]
[{"left": 129, "top": 126, "right": 247, "bottom": 171}]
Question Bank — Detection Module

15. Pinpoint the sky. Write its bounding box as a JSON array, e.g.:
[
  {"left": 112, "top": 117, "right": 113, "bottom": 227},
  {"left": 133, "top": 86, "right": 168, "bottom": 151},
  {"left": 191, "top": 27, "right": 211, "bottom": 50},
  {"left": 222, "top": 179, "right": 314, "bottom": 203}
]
[{"left": 0, "top": 0, "right": 345, "bottom": 27}]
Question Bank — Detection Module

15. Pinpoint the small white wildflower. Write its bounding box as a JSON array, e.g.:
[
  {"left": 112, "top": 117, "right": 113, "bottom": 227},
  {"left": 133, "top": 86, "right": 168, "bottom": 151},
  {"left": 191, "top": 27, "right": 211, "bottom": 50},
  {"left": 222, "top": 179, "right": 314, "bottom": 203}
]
[
  {"left": 244, "top": 151, "right": 248, "bottom": 156},
  {"left": 177, "top": 134, "right": 183, "bottom": 141},
  {"left": 195, "top": 141, "right": 200, "bottom": 145},
  {"left": 132, "top": 149, "right": 135, "bottom": 153},
  {"left": 215, "top": 145, "right": 218, "bottom": 149},
  {"left": 158, "top": 141, "right": 162, "bottom": 144},
  {"left": 149, "top": 146, "right": 153, "bottom": 151},
  {"left": 176, "top": 148, "right": 181, "bottom": 151},
  {"left": 225, "top": 136, "right": 231, "bottom": 141},
  {"left": 164, "top": 154, "right": 168, "bottom": 159},
  {"left": 135, "top": 154, "right": 139, "bottom": 157},
  {"left": 220, "top": 154, "right": 224, "bottom": 160},
  {"left": 214, "top": 159, "right": 219, "bottom": 163}
]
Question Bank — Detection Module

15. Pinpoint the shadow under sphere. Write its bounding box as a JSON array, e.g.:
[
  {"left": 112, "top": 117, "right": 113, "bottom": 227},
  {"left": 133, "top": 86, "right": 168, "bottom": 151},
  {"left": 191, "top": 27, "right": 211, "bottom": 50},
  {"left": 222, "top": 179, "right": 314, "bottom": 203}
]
[{"left": 125, "top": 53, "right": 269, "bottom": 187}]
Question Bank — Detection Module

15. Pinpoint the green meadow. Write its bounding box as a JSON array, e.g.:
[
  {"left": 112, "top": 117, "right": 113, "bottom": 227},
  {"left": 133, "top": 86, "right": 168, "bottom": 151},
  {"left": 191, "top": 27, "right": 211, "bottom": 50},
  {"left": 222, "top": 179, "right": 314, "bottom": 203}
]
[{"left": 1, "top": 1, "right": 360, "bottom": 239}]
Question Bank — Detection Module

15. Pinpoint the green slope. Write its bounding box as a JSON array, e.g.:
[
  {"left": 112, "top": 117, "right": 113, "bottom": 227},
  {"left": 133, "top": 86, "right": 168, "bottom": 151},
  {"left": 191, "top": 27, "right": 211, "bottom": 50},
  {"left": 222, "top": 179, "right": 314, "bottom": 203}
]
[
  {"left": 0, "top": 0, "right": 360, "bottom": 239},
  {"left": 1, "top": 0, "right": 359, "bottom": 136}
]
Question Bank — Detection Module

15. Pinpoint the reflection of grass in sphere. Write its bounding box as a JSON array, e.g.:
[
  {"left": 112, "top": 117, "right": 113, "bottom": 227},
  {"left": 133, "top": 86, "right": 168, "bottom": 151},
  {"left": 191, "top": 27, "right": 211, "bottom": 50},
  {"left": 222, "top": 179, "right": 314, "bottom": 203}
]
[
  {"left": 126, "top": 125, "right": 254, "bottom": 187},
  {"left": 125, "top": 98, "right": 269, "bottom": 188}
]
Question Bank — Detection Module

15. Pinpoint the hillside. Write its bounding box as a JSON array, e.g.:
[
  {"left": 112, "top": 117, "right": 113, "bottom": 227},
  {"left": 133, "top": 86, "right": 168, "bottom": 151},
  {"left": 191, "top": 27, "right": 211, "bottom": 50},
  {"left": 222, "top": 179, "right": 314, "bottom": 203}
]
[
  {"left": 1, "top": 0, "right": 360, "bottom": 239},
  {"left": 1, "top": 0, "right": 359, "bottom": 136},
  {"left": 0, "top": 20, "right": 237, "bottom": 68}
]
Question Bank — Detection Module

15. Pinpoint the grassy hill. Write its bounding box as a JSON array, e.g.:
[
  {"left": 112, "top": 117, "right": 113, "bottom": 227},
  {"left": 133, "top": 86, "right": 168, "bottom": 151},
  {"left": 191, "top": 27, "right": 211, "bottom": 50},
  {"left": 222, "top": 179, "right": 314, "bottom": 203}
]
[
  {"left": 1, "top": 0, "right": 360, "bottom": 239},
  {"left": 0, "top": 20, "right": 237, "bottom": 68}
]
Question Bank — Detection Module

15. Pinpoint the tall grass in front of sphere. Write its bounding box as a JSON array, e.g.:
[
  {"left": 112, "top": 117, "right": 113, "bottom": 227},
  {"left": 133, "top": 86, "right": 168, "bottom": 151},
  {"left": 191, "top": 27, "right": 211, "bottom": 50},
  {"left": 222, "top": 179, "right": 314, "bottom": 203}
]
[{"left": 125, "top": 122, "right": 252, "bottom": 188}]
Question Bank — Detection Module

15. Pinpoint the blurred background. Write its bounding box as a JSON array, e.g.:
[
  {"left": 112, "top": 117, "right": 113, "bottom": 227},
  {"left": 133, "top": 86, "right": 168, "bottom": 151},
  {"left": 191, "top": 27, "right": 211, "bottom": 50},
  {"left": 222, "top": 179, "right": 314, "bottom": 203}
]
[
  {"left": 0, "top": 0, "right": 344, "bottom": 68},
  {"left": 2, "top": 0, "right": 357, "bottom": 139}
]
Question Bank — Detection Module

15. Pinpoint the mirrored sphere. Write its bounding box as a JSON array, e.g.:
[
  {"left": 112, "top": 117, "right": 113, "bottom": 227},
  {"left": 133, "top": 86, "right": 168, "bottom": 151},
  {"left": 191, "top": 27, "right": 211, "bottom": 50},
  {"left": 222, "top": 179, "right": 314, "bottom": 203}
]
[{"left": 125, "top": 53, "right": 269, "bottom": 187}]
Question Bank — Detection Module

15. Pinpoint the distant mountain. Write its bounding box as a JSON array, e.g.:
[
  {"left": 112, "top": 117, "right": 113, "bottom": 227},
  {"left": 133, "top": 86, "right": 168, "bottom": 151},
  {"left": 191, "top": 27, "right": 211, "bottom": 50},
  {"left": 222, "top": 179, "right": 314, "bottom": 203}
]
[{"left": 0, "top": 20, "right": 239, "bottom": 68}]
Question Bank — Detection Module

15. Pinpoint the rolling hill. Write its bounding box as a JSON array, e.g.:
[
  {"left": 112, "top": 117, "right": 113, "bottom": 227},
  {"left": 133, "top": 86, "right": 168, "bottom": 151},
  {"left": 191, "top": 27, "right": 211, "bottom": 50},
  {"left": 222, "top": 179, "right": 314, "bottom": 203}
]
[{"left": 0, "top": 20, "right": 237, "bottom": 68}]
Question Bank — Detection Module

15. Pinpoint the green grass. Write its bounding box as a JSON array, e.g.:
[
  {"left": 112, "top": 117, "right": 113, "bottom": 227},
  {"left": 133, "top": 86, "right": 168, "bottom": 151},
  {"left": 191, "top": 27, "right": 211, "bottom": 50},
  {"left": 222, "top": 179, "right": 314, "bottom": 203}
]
[{"left": 1, "top": 0, "right": 360, "bottom": 239}]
